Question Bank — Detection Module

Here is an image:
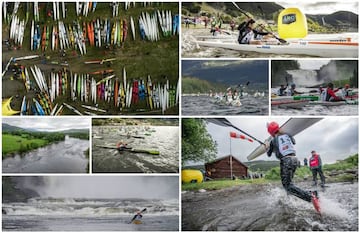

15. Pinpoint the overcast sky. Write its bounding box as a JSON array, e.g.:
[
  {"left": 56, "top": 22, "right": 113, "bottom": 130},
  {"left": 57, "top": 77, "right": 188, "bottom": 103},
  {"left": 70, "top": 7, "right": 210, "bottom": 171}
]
[
  {"left": 277, "top": 2, "right": 358, "bottom": 15},
  {"left": 3, "top": 118, "right": 90, "bottom": 131},
  {"left": 33, "top": 176, "right": 179, "bottom": 200},
  {"left": 298, "top": 60, "right": 330, "bottom": 70},
  {"left": 205, "top": 117, "right": 358, "bottom": 164}
]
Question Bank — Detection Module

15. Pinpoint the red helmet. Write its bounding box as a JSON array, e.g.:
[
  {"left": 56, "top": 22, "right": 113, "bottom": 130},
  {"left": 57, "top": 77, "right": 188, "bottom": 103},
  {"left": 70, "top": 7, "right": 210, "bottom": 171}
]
[{"left": 267, "top": 122, "right": 279, "bottom": 136}]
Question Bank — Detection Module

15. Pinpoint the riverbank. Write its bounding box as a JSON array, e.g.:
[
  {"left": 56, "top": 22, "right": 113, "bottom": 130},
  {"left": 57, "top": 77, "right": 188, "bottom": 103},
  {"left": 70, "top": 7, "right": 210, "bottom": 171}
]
[{"left": 182, "top": 182, "right": 358, "bottom": 231}]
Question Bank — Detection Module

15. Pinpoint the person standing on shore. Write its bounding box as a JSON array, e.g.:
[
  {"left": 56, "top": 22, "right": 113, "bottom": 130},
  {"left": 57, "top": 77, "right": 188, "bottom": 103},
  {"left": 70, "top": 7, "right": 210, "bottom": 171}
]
[{"left": 309, "top": 150, "right": 326, "bottom": 188}]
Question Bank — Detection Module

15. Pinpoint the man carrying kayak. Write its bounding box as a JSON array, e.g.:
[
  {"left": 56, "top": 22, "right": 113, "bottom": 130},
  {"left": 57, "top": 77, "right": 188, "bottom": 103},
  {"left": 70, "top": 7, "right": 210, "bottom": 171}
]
[
  {"left": 265, "top": 122, "right": 320, "bottom": 212},
  {"left": 309, "top": 150, "right": 326, "bottom": 188},
  {"left": 237, "top": 18, "right": 274, "bottom": 45}
]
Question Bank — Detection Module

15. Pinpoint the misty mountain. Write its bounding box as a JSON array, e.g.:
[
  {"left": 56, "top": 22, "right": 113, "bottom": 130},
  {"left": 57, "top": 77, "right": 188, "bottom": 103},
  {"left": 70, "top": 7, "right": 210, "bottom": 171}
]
[
  {"left": 308, "top": 11, "right": 358, "bottom": 30},
  {"left": 2, "top": 123, "right": 87, "bottom": 134},
  {"left": 182, "top": 60, "right": 268, "bottom": 85}
]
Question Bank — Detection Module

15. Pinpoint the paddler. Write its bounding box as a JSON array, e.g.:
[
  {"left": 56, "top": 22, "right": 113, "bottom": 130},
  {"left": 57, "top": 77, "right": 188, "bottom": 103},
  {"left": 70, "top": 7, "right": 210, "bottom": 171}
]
[
  {"left": 277, "top": 84, "right": 288, "bottom": 96},
  {"left": 265, "top": 122, "right": 319, "bottom": 206},
  {"left": 325, "top": 83, "right": 343, "bottom": 102},
  {"left": 129, "top": 208, "right": 146, "bottom": 224},
  {"left": 309, "top": 150, "right": 326, "bottom": 188},
  {"left": 237, "top": 18, "right": 273, "bottom": 45},
  {"left": 116, "top": 141, "right": 129, "bottom": 152},
  {"left": 287, "top": 83, "right": 303, "bottom": 96}
]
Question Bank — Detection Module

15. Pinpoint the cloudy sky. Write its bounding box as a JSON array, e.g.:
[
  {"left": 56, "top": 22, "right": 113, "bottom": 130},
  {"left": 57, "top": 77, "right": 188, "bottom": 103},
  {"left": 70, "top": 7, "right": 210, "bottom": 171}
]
[
  {"left": 205, "top": 117, "right": 358, "bottom": 164},
  {"left": 3, "top": 117, "right": 90, "bottom": 131},
  {"left": 298, "top": 60, "right": 330, "bottom": 70},
  {"left": 277, "top": 2, "right": 358, "bottom": 15},
  {"left": 32, "top": 176, "right": 179, "bottom": 200}
]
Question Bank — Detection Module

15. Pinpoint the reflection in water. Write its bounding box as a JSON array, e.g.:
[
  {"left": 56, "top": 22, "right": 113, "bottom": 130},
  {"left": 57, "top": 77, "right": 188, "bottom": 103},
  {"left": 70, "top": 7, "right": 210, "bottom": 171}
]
[
  {"left": 92, "top": 126, "right": 179, "bottom": 173},
  {"left": 2, "top": 138, "right": 89, "bottom": 173}
]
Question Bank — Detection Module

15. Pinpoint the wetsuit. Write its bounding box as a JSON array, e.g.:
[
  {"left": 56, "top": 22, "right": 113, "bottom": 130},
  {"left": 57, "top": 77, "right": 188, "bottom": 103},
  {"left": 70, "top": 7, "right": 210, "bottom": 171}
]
[
  {"left": 237, "top": 26, "right": 270, "bottom": 44},
  {"left": 309, "top": 154, "right": 325, "bottom": 187},
  {"left": 267, "top": 133, "right": 312, "bottom": 202}
]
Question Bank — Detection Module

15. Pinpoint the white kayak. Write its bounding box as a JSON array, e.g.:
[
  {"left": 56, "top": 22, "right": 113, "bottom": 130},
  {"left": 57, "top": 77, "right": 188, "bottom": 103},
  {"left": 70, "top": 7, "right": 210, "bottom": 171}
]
[
  {"left": 195, "top": 40, "right": 358, "bottom": 58},
  {"left": 271, "top": 99, "right": 309, "bottom": 109},
  {"left": 309, "top": 100, "right": 358, "bottom": 106},
  {"left": 247, "top": 118, "right": 322, "bottom": 161}
]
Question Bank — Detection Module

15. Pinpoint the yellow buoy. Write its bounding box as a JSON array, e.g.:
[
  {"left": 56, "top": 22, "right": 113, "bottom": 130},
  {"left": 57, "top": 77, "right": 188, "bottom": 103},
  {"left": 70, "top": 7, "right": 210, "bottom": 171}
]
[
  {"left": 278, "top": 8, "right": 307, "bottom": 39},
  {"left": 181, "top": 169, "right": 203, "bottom": 184}
]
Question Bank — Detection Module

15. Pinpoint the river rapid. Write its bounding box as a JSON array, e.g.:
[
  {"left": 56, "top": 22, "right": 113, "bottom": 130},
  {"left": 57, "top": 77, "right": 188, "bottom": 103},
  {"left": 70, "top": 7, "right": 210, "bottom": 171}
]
[
  {"left": 182, "top": 182, "right": 358, "bottom": 231},
  {"left": 92, "top": 125, "right": 179, "bottom": 173}
]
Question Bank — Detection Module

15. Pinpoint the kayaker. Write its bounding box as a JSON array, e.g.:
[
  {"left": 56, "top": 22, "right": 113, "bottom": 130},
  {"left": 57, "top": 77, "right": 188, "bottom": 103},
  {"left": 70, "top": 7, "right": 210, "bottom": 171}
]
[
  {"left": 309, "top": 150, "right": 326, "bottom": 188},
  {"left": 230, "top": 19, "right": 236, "bottom": 31},
  {"left": 265, "top": 122, "right": 319, "bottom": 205},
  {"left": 342, "top": 84, "right": 352, "bottom": 97},
  {"left": 325, "top": 83, "right": 343, "bottom": 102},
  {"left": 287, "top": 83, "right": 303, "bottom": 96},
  {"left": 277, "top": 84, "right": 288, "bottom": 96},
  {"left": 237, "top": 19, "right": 273, "bottom": 45},
  {"left": 116, "top": 141, "right": 129, "bottom": 151}
]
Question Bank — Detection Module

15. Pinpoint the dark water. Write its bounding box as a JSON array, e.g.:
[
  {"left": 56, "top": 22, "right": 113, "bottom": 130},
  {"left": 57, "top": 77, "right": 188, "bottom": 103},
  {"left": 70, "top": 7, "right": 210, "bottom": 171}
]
[
  {"left": 182, "top": 95, "right": 268, "bottom": 116},
  {"left": 182, "top": 182, "right": 358, "bottom": 231},
  {"left": 92, "top": 126, "right": 179, "bottom": 173},
  {"left": 3, "top": 198, "right": 179, "bottom": 231},
  {"left": 2, "top": 138, "right": 89, "bottom": 173}
]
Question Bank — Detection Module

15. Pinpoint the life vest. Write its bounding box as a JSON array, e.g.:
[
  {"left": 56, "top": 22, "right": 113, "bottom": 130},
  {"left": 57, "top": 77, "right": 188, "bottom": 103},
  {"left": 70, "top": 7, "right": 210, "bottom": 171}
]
[
  {"left": 309, "top": 154, "right": 320, "bottom": 167},
  {"left": 238, "top": 27, "right": 254, "bottom": 44},
  {"left": 275, "top": 134, "right": 295, "bottom": 157}
]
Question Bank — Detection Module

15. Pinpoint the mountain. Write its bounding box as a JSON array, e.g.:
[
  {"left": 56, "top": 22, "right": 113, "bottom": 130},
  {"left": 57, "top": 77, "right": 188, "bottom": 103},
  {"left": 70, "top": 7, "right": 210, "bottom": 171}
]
[
  {"left": 182, "top": 60, "right": 268, "bottom": 85},
  {"left": 308, "top": 11, "right": 358, "bottom": 31},
  {"left": 243, "top": 160, "right": 279, "bottom": 172},
  {"left": 2, "top": 123, "right": 25, "bottom": 133},
  {"left": 59, "top": 129, "right": 89, "bottom": 134}
]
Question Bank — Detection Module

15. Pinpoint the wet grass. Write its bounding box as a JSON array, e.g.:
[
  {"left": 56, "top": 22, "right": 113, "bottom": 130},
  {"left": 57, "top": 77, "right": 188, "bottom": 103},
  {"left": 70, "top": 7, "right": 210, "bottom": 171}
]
[
  {"left": 182, "top": 178, "right": 269, "bottom": 191},
  {"left": 2, "top": 134, "right": 48, "bottom": 157}
]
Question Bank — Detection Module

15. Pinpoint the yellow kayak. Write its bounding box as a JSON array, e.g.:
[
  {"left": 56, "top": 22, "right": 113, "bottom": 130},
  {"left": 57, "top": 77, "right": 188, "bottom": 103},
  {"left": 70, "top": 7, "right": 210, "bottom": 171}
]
[{"left": 2, "top": 97, "right": 20, "bottom": 116}]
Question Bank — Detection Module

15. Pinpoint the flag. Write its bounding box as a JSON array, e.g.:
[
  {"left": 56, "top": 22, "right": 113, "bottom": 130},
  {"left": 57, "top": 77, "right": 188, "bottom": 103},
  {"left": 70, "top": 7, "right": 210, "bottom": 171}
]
[{"left": 230, "top": 132, "right": 253, "bottom": 142}]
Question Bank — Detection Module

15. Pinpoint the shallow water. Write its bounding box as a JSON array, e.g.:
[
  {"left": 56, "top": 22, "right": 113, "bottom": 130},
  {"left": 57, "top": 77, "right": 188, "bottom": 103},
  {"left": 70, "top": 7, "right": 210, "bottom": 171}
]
[
  {"left": 182, "top": 182, "right": 358, "bottom": 231},
  {"left": 3, "top": 198, "right": 179, "bottom": 231},
  {"left": 182, "top": 95, "right": 268, "bottom": 116},
  {"left": 2, "top": 138, "right": 89, "bottom": 173},
  {"left": 92, "top": 126, "right": 179, "bottom": 173}
]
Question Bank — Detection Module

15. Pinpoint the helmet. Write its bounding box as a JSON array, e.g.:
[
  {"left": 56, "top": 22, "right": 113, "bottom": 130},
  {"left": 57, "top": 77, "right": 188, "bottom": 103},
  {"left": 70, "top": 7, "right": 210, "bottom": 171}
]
[
  {"left": 345, "top": 84, "right": 350, "bottom": 88},
  {"left": 267, "top": 122, "right": 279, "bottom": 136},
  {"left": 290, "top": 83, "right": 296, "bottom": 88}
]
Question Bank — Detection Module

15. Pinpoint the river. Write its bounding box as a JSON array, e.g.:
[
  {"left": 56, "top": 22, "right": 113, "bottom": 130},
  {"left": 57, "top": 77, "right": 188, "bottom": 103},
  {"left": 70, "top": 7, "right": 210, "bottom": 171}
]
[
  {"left": 182, "top": 182, "right": 358, "bottom": 231},
  {"left": 2, "top": 198, "right": 179, "bottom": 231},
  {"left": 182, "top": 95, "right": 268, "bottom": 115},
  {"left": 92, "top": 125, "right": 179, "bottom": 173},
  {"left": 2, "top": 137, "right": 89, "bottom": 173}
]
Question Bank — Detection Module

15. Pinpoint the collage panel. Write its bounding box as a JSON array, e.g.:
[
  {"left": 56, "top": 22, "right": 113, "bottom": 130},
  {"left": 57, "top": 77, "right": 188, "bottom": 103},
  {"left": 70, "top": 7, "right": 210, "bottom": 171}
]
[
  {"left": 2, "top": 176, "right": 180, "bottom": 231},
  {"left": 182, "top": 60, "right": 269, "bottom": 116},
  {"left": 2, "top": 117, "right": 90, "bottom": 173},
  {"left": 2, "top": 2, "right": 179, "bottom": 116},
  {"left": 181, "top": 1, "right": 358, "bottom": 58},
  {"left": 181, "top": 117, "right": 358, "bottom": 231},
  {"left": 271, "top": 59, "right": 359, "bottom": 116},
  {"left": 92, "top": 117, "right": 179, "bottom": 173}
]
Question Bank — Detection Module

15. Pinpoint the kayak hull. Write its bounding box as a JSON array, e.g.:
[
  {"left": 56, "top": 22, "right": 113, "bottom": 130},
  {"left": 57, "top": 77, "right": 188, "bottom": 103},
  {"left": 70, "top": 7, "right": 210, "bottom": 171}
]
[{"left": 195, "top": 40, "right": 358, "bottom": 58}]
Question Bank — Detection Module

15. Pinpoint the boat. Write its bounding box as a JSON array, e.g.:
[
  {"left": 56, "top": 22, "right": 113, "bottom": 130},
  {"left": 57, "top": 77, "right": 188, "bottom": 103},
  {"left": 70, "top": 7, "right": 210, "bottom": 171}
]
[
  {"left": 194, "top": 39, "right": 358, "bottom": 58},
  {"left": 271, "top": 99, "right": 309, "bottom": 109},
  {"left": 2, "top": 97, "right": 20, "bottom": 116},
  {"left": 308, "top": 100, "right": 358, "bottom": 106},
  {"left": 95, "top": 145, "right": 160, "bottom": 155},
  {"left": 247, "top": 118, "right": 322, "bottom": 161}
]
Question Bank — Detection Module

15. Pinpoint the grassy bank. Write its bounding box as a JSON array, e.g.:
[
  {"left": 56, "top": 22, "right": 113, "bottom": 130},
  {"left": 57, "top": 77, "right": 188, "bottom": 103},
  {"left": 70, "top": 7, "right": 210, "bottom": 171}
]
[
  {"left": 2, "top": 134, "right": 49, "bottom": 157},
  {"left": 182, "top": 178, "right": 270, "bottom": 191}
]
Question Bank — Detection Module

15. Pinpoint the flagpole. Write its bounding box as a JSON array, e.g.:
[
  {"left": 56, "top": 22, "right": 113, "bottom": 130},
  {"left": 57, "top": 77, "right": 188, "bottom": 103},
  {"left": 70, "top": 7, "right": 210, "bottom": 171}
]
[{"left": 230, "top": 134, "right": 233, "bottom": 179}]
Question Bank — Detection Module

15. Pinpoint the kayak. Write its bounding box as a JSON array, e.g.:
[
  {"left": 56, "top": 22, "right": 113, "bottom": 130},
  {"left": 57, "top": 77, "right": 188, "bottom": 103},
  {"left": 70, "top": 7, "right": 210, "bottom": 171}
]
[
  {"left": 271, "top": 99, "right": 309, "bottom": 109},
  {"left": 132, "top": 220, "right": 142, "bottom": 225},
  {"left": 247, "top": 118, "right": 322, "bottom": 161},
  {"left": 195, "top": 40, "right": 358, "bottom": 58},
  {"left": 95, "top": 145, "right": 160, "bottom": 155},
  {"left": 309, "top": 100, "right": 358, "bottom": 106}
]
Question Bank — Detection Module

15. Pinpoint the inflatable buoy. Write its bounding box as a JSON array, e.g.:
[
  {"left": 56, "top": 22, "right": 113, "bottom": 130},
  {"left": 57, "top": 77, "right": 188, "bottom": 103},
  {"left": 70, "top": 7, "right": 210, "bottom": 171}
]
[
  {"left": 181, "top": 169, "right": 203, "bottom": 184},
  {"left": 278, "top": 8, "right": 307, "bottom": 39}
]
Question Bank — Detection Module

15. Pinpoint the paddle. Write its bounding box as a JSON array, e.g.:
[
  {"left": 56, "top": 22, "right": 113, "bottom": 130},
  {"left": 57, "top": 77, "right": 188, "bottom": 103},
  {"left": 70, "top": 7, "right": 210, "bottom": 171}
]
[
  {"left": 95, "top": 145, "right": 160, "bottom": 155},
  {"left": 232, "top": 2, "right": 287, "bottom": 44},
  {"left": 129, "top": 208, "right": 147, "bottom": 224}
]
